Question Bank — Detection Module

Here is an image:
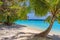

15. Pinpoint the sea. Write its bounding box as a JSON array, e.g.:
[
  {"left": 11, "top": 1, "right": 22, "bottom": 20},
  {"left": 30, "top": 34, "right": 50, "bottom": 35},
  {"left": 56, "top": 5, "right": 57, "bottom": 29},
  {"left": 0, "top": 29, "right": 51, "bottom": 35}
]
[{"left": 15, "top": 20, "right": 60, "bottom": 34}]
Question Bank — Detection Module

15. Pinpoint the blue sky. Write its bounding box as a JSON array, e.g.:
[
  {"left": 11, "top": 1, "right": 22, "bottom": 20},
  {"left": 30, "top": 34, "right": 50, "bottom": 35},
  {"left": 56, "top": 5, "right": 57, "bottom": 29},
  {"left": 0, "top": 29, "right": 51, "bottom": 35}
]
[
  {"left": 27, "top": 12, "right": 51, "bottom": 19},
  {"left": 26, "top": 1, "right": 51, "bottom": 19}
]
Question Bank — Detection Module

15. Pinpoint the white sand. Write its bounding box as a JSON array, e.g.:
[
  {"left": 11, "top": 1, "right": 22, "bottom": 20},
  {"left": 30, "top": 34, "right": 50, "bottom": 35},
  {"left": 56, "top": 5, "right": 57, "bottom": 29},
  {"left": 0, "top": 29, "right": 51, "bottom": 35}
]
[{"left": 0, "top": 24, "right": 60, "bottom": 40}]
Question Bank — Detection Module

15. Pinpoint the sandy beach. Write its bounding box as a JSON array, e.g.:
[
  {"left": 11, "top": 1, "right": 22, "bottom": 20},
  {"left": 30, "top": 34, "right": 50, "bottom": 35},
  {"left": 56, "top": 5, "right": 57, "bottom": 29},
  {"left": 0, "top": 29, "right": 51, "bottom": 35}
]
[{"left": 0, "top": 24, "right": 60, "bottom": 40}]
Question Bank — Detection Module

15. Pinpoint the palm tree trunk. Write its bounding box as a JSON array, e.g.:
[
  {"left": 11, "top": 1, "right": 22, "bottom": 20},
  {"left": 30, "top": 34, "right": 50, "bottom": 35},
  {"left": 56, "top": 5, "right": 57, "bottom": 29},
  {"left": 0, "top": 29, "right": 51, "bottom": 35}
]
[{"left": 34, "top": 15, "right": 56, "bottom": 37}]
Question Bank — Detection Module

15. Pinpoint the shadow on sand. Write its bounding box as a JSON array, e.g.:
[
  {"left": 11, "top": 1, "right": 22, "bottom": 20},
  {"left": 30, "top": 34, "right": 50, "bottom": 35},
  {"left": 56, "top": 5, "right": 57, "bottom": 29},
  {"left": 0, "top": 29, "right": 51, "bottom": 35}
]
[
  {"left": 11, "top": 33, "right": 60, "bottom": 40},
  {"left": 0, "top": 24, "right": 60, "bottom": 40},
  {"left": 1, "top": 32, "right": 36, "bottom": 40},
  {"left": 52, "top": 35, "right": 60, "bottom": 40},
  {"left": 0, "top": 24, "right": 26, "bottom": 30},
  {"left": 26, "top": 34, "right": 60, "bottom": 40},
  {"left": 1, "top": 31, "right": 60, "bottom": 40}
]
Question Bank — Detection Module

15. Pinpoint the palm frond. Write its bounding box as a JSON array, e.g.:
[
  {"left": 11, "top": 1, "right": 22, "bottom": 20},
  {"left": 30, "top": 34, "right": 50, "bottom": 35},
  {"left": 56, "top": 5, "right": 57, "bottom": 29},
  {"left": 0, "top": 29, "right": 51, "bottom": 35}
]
[
  {"left": 45, "top": 16, "right": 51, "bottom": 23},
  {"left": 30, "top": 0, "right": 50, "bottom": 16}
]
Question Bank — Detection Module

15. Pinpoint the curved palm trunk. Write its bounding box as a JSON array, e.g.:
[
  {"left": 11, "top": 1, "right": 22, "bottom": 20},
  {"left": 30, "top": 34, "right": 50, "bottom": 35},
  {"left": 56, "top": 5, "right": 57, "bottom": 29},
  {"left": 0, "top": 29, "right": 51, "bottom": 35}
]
[{"left": 34, "top": 15, "right": 56, "bottom": 37}]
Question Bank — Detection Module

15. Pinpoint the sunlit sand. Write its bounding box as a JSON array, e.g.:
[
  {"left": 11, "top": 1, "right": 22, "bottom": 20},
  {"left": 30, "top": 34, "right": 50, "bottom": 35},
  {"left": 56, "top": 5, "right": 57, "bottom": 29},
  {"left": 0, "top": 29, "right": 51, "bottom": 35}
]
[{"left": 0, "top": 24, "right": 60, "bottom": 40}]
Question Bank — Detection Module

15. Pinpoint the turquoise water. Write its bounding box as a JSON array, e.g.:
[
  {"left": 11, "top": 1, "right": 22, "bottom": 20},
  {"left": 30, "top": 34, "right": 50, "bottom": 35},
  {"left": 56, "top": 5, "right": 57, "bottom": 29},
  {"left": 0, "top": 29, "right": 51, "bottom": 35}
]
[{"left": 15, "top": 20, "right": 60, "bottom": 34}]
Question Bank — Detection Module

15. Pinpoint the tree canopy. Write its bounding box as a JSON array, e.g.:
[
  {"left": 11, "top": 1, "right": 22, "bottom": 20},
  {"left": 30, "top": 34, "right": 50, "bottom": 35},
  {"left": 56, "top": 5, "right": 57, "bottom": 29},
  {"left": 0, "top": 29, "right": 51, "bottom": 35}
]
[
  {"left": 30, "top": 0, "right": 60, "bottom": 23},
  {"left": 0, "top": 0, "right": 30, "bottom": 23}
]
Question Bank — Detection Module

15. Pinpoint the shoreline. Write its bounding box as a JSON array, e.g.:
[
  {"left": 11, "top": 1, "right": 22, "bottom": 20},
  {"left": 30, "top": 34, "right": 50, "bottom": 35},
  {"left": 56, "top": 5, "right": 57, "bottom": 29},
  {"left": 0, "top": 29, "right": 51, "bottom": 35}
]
[
  {"left": 26, "top": 26, "right": 60, "bottom": 35},
  {"left": 0, "top": 24, "right": 60, "bottom": 40},
  {"left": 27, "top": 27, "right": 60, "bottom": 35},
  {"left": 22, "top": 24, "right": 60, "bottom": 36}
]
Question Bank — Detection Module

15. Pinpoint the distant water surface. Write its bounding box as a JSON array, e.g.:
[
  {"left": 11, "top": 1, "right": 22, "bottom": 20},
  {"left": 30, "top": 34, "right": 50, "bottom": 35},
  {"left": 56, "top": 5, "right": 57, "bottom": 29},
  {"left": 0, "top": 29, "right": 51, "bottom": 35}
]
[{"left": 15, "top": 20, "right": 60, "bottom": 34}]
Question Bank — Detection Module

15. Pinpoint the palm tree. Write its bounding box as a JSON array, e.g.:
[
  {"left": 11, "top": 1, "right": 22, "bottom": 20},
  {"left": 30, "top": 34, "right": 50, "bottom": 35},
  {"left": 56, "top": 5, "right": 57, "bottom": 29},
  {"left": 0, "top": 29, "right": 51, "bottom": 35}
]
[
  {"left": 0, "top": 0, "right": 30, "bottom": 26},
  {"left": 30, "top": 0, "right": 60, "bottom": 37}
]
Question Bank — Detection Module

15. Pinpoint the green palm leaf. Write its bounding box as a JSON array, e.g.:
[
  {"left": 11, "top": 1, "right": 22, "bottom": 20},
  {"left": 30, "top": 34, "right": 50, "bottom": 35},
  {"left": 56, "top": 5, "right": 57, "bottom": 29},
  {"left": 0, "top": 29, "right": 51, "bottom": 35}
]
[
  {"left": 45, "top": 16, "right": 51, "bottom": 23},
  {"left": 0, "top": 0, "right": 30, "bottom": 24},
  {"left": 30, "top": 0, "right": 49, "bottom": 16}
]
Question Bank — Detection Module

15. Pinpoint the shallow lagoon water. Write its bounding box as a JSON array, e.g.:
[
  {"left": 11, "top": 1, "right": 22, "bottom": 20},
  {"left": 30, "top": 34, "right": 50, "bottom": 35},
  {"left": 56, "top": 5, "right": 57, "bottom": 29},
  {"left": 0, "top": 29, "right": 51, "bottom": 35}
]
[{"left": 15, "top": 20, "right": 60, "bottom": 34}]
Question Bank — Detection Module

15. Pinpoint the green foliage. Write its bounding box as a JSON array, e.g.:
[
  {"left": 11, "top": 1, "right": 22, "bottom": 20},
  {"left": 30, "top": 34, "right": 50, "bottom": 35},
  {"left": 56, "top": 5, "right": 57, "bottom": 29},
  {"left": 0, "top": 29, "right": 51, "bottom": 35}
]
[
  {"left": 56, "top": 13, "right": 60, "bottom": 24},
  {"left": 30, "top": 0, "right": 49, "bottom": 16},
  {"left": 30, "top": 0, "right": 60, "bottom": 24},
  {"left": 57, "top": 17, "right": 60, "bottom": 24},
  {"left": 0, "top": 1, "right": 3, "bottom": 6},
  {"left": 56, "top": 0, "right": 60, "bottom": 9},
  {"left": 45, "top": 16, "right": 51, "bottom": 23},
  {"left": 0, "top": 0, "right": 60, "bottom": 24},
  {"left": 0, "top": 0, "right": 30, "bottom": 23}
]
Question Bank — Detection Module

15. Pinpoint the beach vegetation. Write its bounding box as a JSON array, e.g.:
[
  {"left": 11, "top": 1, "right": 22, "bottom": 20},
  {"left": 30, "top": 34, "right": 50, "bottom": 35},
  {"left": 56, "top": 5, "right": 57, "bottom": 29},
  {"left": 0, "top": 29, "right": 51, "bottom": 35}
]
[
  {"left": 0, "top": 0, "right": 30, "bottom": 26},
  {"left": 30, "top": 0, "right": 60, "bottom": 37}
]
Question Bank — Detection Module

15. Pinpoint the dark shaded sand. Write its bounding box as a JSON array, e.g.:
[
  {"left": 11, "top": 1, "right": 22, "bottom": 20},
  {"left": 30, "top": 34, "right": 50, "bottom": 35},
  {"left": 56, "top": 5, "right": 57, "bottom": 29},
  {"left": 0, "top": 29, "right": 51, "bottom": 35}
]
[{"left": 0, "top": 24, "right": 60, "bottom": 40}]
